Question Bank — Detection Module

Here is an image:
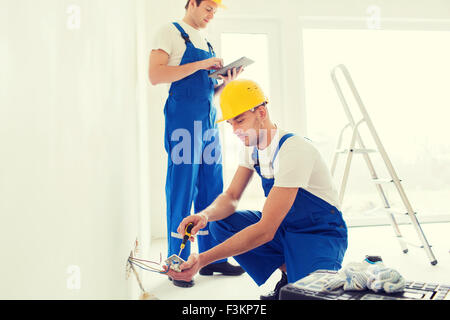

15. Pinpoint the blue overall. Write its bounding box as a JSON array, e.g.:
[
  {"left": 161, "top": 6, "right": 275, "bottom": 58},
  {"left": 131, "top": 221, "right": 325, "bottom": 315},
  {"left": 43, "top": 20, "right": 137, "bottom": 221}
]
[
  {"left": 210, "top": 134, "right": 348, "bottom": 285},
  {"left": 164, "top": 23, "right": 226, "bottom": 264}
]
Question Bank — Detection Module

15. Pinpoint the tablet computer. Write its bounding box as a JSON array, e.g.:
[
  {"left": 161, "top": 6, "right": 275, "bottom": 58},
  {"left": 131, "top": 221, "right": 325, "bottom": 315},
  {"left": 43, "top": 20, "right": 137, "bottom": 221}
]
[{"left": 209, "top": 56, "right": 254, "bottom": 79}]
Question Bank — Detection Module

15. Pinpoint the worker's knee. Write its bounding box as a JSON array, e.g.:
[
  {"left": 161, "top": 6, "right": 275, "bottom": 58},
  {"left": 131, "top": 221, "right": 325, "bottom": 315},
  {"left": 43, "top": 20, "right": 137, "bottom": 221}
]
[
  {"left": 209, "top": 210, "right": 260, "bottom": 242},
  {"left": 208, "top": 220, "right": 228, "bottom": 242},
  {"left": 209, "top": 213, "right": 243, "bottom": 243}
]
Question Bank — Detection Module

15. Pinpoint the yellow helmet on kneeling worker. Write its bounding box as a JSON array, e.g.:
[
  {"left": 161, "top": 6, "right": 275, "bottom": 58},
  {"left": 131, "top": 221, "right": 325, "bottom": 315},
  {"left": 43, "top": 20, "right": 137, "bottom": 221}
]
[
  {"left": 217, "top": 79, "right": 268, "bottom": 123},
  {"left": 212, "top": 0, "right": 226, "bottom": 8}
]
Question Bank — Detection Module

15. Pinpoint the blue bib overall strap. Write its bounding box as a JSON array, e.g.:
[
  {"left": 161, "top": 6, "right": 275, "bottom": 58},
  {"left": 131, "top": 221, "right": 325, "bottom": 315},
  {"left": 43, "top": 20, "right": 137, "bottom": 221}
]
[
  {"left": 173, "top": 23, "right": 191, "bottom": 44},
  {"left": 209, "top": 133, "right": 348, "bottom": 285},
  {"left": 252, "top": 133, "right": 295, "bottom": 197},
  {"left": 172, "top": 22, "right": 215, "bottom": 56},
  {"left": 206, "top": 41, "right": 215, "bottom": 56},
  {"left": 164, "top": 22, "right": 226, "bottom": 264},
  {"left": 171, "top": 22, "right": 218, "bottom": 89}
]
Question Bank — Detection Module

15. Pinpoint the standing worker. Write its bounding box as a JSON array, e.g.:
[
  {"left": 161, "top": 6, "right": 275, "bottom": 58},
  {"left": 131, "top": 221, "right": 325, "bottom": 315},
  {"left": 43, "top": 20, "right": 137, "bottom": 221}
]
[
  {"left": 165, "top": 79, "right": 348, "bottom": 299},
  {"left": 149, "top": 0, "right": 245, "bottom": 288}
]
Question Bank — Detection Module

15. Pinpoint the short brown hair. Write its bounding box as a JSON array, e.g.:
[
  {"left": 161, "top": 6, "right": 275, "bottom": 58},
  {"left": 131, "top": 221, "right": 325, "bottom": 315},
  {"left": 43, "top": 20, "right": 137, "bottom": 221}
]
[{"left": 185, "top": 0, "right": 204, "bottom": 10}]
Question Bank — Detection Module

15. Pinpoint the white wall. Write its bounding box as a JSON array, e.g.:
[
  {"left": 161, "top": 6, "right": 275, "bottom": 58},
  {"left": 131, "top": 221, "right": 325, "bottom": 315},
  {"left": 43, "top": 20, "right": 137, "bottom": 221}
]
[
  {"left": 0, "top": 0, "right": 149, "bottom": 299},
  {"left": 145, "top": 0, "right": 181, "bottom": 240}
]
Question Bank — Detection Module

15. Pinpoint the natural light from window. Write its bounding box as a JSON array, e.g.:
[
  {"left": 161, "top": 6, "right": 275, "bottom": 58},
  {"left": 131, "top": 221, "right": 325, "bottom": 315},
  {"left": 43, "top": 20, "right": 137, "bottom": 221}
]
[{"left": 302, "top": 29, "right": 450, "bottom": 224}]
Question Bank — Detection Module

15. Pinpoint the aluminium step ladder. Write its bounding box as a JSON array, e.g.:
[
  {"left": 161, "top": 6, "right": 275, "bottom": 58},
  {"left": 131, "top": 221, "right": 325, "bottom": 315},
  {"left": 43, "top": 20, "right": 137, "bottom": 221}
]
[{"left": 329, "top": 64, "right": 437, "bottom": 266}]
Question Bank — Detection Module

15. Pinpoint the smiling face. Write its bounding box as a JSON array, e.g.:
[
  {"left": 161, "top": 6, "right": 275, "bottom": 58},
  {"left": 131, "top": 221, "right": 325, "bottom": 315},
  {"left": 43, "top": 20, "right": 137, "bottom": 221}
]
[{"left": 186, "top": 0, "right": 218, "bottom": 29}]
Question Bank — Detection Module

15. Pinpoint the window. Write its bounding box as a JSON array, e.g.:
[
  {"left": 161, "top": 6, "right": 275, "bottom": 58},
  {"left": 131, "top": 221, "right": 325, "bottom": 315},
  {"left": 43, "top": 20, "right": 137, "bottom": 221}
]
[{"left": 302, "top": 28, "right": 450, "bottom": 224}]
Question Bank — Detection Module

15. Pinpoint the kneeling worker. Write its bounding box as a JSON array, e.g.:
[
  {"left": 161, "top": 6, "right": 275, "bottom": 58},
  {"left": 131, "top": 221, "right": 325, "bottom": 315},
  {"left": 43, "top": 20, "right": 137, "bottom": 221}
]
[{"left": 166, "top": 79, "right": 348, "bottom": 299}]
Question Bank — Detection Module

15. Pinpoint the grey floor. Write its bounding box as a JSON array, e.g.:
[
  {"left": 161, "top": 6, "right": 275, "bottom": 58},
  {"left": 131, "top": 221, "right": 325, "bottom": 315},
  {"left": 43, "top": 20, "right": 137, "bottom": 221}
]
[{"left": 141, "top": 222, "right": 450, "bottom": 300}]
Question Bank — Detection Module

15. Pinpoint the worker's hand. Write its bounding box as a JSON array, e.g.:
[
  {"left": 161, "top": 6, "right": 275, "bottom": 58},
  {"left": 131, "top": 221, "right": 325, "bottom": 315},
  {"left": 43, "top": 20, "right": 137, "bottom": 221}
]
[
  {"left": 177, "top": 213, "right": 208, "bottom": 242},
  {"left": 198, "top": 57, "right": 224, "bottom": 71},
  {"left": 218, "top": 66, "right": 244, "bottom": 85},
  {"left": 165, "top": 253, "right": 201, "bottom": 282}
]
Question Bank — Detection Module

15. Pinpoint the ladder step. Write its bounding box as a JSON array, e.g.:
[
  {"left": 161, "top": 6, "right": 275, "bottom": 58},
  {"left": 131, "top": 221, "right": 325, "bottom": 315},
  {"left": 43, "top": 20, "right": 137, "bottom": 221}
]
[
  {"left": 372, "top": 178, "right": 402, "bottom": 184},
  {"left": 396, "top": 234, "right": 432, "bottom": 250},
  {"left": 335, "top": 148, "right": 377, "bottom": 154},
  {"left": 331, "top": 64, "right": 437, "bottom": 266},
  {"left": 384, "top": 208, "right": 416, "bottom": 216},
  {"left": 403, "top": 239, "right": 432, "bottom": 249}
]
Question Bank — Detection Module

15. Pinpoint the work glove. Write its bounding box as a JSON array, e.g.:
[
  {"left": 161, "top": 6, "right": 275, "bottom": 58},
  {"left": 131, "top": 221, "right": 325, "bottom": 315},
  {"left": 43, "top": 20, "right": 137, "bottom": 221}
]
[
  {"left": 322, "top": 261, "right": 372, "bottom": 292},
  {"left": 366, "top": 265, "right": 405, "bottom": 293},
  {"left": 322, "top": 257, "right": 405, "bottom": 293}
]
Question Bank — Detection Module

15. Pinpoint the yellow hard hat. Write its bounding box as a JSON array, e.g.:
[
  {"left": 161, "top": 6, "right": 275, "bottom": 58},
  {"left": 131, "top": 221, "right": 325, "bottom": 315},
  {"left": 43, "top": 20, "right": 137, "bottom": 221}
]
[
  {"left": 217, "top": 79, "right": 268, "bottom": 123},
  {"left": 212, "top": 0, "right": 226, "bottom": 9}
]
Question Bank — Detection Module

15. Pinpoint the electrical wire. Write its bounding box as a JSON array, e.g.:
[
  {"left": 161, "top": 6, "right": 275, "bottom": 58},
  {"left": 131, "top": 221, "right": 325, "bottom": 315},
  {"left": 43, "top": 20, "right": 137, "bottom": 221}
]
[
  {"left": 128, "top": 260, "right": 161, "bottom": 274},
  {"left": 128, "top": 259, "right": 160, "bottom": 272},
  {"left": 129, "top": 256, "right": 161, "bottom": 266},
  {"left": 129, "top": 257, "right": 160, "bottom": 269},
  {"left": 128, "top": 258, "right": 169, "bottom": 275}
]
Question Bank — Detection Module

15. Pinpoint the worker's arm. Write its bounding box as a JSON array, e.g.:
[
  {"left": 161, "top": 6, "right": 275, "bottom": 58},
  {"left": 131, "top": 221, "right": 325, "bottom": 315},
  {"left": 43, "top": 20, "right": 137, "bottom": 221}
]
[
  {"left": 148, "top": 49, "right": 223, "bottom": 85},
  {"left": 167, "top": 186, "right": 299, "bottom": 282},
  {"left": 177, "top": 166, "right": 254, "bottom": 238},
  {"left": 200, "top": 186, "right": 298, "bottom": 265}
]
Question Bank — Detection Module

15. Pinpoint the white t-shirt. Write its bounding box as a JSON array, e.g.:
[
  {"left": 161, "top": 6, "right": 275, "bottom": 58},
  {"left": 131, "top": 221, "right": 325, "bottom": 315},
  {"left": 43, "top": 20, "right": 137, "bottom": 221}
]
[
  {"left": 239, "top": 128, "right": 340, "bottom": 209},
  {"left": 151, "top": 20, "right": 212, "bottom": 67}
]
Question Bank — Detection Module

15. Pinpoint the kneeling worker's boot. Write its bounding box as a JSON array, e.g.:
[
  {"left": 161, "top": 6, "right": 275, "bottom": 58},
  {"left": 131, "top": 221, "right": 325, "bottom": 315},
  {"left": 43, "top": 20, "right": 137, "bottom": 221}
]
[
  {"left": 260, "top": 271, "right": 287, "bottom": 300},
  {"left": 199, "top": 262, "right": 245, "bottom": 276}
]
